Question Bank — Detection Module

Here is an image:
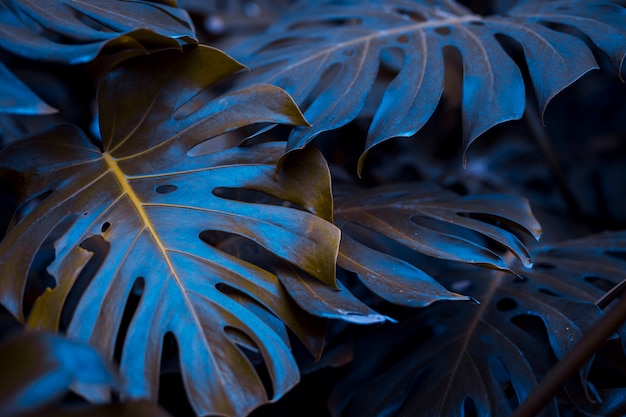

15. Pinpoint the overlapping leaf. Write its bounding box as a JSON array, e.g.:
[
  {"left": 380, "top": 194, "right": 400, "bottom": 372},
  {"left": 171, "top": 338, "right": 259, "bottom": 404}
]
[
  {"left": 0, "top": 45, "right": 344, "bottom": 417},
  {"left": 330, "top": 231, "right": 626, "bottom": 417},
  {"left": 0, "top": 0, "right": 197, "bottom": 115},
  {"left": 334, "top": 182, "right": 541, "bottom": 307},
  {"left": 229, "top": 0, "right": 626, "bottom": 170},
  {"left": 0, "top": 330, "right": 170, "bottom": 417}
]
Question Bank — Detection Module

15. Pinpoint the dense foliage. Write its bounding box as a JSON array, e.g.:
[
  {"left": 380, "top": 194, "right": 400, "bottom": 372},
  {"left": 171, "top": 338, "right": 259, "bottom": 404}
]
[{"left": 1, "top": 1, "right": 626, "bottom": 416}]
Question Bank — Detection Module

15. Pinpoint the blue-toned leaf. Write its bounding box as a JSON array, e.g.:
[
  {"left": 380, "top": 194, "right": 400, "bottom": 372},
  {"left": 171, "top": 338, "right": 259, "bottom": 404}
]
[
  {"left": 229, "top": 0, "right": 626, "bottom": 170},
  {"left": 0, "top": 61, "right": 56, "bottom": 115},
  {"left": 0, "top": 46, "right": 340, "bottom": 417},
  {"left": 0, "top": 0, "right": 196, "bottom": 64},
  {"left": 0, "top": 331, "right": 116, "bottom": 416},
  {"left": 331, "top": 231, "right": 626, "bottom": 417},
  {"left": 334, "top": 182, "right": 541, "bottom": 281}
]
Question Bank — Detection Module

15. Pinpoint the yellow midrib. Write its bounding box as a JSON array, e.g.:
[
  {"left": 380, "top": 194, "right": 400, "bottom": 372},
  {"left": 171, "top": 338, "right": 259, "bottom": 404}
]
[{"left": 103, "top": 152, "right": 179, "bottom": 279}]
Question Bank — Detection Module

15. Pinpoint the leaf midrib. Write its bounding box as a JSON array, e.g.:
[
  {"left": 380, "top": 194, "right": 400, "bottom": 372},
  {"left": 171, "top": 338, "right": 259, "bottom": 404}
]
[{"left": 103, "top": 152, "right": 200, "bottom": 320}]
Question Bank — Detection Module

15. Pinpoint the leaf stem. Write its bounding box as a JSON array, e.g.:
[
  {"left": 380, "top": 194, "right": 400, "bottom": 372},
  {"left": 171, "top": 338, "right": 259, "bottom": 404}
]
[{"left": 511, "top": 294, "right": 626, "bottom": 417}]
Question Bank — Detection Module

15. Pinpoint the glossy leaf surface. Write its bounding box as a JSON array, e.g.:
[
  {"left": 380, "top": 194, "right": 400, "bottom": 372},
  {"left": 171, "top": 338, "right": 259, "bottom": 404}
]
[
  {"left": 230, "top": 0, "right": 626, "bottom": 169},
  {"left": 331, "top": 231, "right": 626, "bottom": 417},
  {"left": 0, "top": 0, "right": 197, "bottom": 63},
  {"left": 0, "top": 0, "right": 197, "bottom": 115},
  {"left": 334, "top": 183, "right": 541, "bottom": 306},
  {"left": 0, "top": 46, "right": 341, "bottom": 417}
]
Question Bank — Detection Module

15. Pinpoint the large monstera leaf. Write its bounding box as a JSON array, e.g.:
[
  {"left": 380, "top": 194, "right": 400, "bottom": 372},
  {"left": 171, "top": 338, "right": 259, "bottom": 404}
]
[
  {"left": 334, "top": 183, "right": 542, "bottom": 307},
  {"left": 0, "top": 0, "right": 197, "bottom": 114},
  {"left": 230, "top": 0, "right": 626, "bottom": 170},
  {"left": 330, "top": 231, "right": 626, "bottom": 417},
  {"left": 0, "top": 46, "right": 342, "bottom": 417}
]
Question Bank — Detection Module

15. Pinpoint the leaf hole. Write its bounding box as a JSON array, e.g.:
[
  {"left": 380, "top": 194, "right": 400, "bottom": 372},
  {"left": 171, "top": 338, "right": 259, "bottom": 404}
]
[
  {"left": 538, "top": 288, "right": 560, "bottom": 297},
  {"left": 100, "top": 222, "right": 110, "bottom": 233},
  {"left": 533, "top": 262, "right": 556, "bottom": 270},
  {"left": 159, "top": 333, "right": 194, "bottom": 417},
  {"left": 213, "top": 187, "right": 305, "bottom": 211},
  {"left": 511, "top": 314, "right": 557, "bottom": 361},
  {"left": 470, "top": 20, "right": 485, "bottom": 26},
  {"left": 396, "top": 34, "right": 410, "bottom": 44},
  {"left": 59, "top": 235, "right": 110, "bottom": 331},
  {"left": 393, "top": 8, "right": 426, "bottom": 22},
  {"left": 496, "top": 297, "right": 517, "bottom": 312},
  {"left": 288, "top": 18, "right": 362, "bottom": 31},
  {"left": 255, "top": 36, "right": 319, "bottom": 54},
  {"left": 434, "top": 27, "right": 451, "bottom": 36},
  {"left": 23, "top": 214, "right": 77, "bottom": 318},
  {"left": 489, "top": 357, "right": 519, "bottom": 409},
  {"left": 585, "top": 276, "right": 617, "bottom": 292},
  {"left": 155, "top": 184, "right": 178, "bottom": 194},
  {"left": 113, "top": 277, "right": 144, "bottom": 365},
  {"left": 462, "top": 397, "right": 478, "bottom": 417}
]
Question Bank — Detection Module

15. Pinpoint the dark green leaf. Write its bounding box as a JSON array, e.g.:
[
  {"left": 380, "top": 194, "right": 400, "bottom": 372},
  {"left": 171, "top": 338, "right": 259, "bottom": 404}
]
[
  {"left": 0, "top": 45, "right": 340, "bottom": 417},
  {"left": 229, "top": 0, "right": 626, "bottom": 170}
]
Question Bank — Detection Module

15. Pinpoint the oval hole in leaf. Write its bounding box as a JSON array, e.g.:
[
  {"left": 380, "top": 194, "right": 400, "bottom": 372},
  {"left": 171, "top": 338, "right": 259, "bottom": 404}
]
[
  {"left": 187, "top": 133, "right": 240, "bottom": 157},
  {"left": 538, "top": 287, "right": 560, "bottom": 297},
  {"left": 584, "top": 276, "right": 617, "bottom": 292},
  {"left": 113, "top": 276, "right": 145, "bottom": 365},
  {"left": 23, "top": 214, "right": 77, "bottom": 318},
  {"left": 489, "top": 356, "right": 520, "bottom": 409},
  {"left": 435, "top": 26, "right": 452, "bottom": 36},
  {"left": 59, "top": 235, "right": 110, "bottom": 331},
  {"left": 213, "top": 187, "right": 306, "bottom": 211},
  {"left": 393, "top": 8, "right": 426, "bottom": 22},
  {"left": 256, "top": 36, "right": 319, "bottom": 54},
  {"left": 496, "top": 297, "right": 517, "bottom": 312},
  {"left": 155, "top": 184, "right": 178, "bottom": 194},
  {"left": 159, "top": 332, "right": 195, "bottom": 417},
  {"left": 462, "top": 396, "right": 478, "bottom": 417},
  {"left": 100, "top": 221, "right": 110, "bottom": 233},
  {"left": 511, "top": 314, "right": 556, "bottom": 361}
]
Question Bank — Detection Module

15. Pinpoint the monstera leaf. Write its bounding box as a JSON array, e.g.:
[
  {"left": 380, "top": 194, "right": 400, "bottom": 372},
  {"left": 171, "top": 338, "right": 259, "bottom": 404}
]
[
  {"left": 0, "top": 330, "right": 171, "bottom": 417},
  {"left": 0, "top": 45, "right": 344, "bottom": 417},
  {"left": 330, "top": 231, "right": 626, "bottom": 417},
  {"left": 0, "top": 0, "right": 197, "bottom": 114},
  {"left": 334, "top": 183, "right": 542, "bottom": 306},
  {"left": 229, "top": 0, "right": 626, "bottom": 170}
]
